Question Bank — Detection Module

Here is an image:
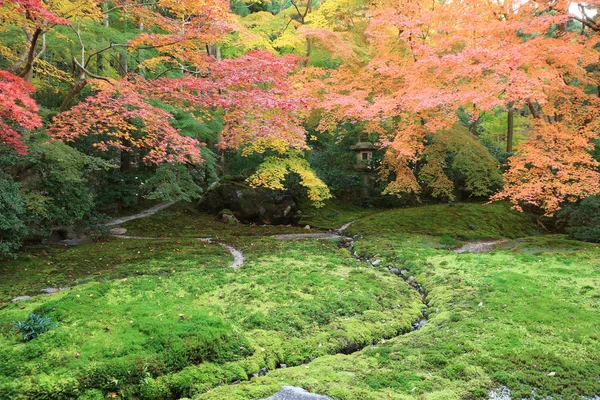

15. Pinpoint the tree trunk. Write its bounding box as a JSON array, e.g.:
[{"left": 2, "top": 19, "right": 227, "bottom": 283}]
[
  {"left": 102, "top": 1, "right": 109, "bottom": 27},
  {"left": 507, "top": 107, "right": 514, "bottom": 153},
  {"left": 9, "top": 46, "right": 29, "bottom": 74},
  {"left": 17, "top": 28, "right": 43, "bottom": 81},
  {"left": 60, "top": 79, "right": 88, "bottom": 111},
  {"left": 527, "top": 98, "right": 540, "bottom": 119},
  {"left": 120, "top": 151, "right": 132, "bottom": 173},
  {"left": 118, "top": 52, "right": 128, "bottom": 76},
  {"left": 120, "top": 140, "right": 132, "bottom": 173}
]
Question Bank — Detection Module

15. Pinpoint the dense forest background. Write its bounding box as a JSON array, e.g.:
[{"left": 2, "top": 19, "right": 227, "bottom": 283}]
[{"left": 2, "top": 0, "right": 600, "bottom": 257}]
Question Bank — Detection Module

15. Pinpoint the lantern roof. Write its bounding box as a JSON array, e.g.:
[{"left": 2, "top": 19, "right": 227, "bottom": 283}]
[{"left": 351, "top": 142, "right": 377, "bottom": 152}]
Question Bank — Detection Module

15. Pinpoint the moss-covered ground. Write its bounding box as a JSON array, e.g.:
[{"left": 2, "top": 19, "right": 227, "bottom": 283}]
[
  {"left": 297, "top": 199, "right": 382, "bottom": 230},
  {"left": 1, "top": 202, "right": 599, "bottom": 400}
]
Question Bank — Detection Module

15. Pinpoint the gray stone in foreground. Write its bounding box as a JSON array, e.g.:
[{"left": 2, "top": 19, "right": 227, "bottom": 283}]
[
  {"left": 11, "top": 296, "right": 31, "bottom": 302},
  {"left": 264, "top": 386, "right": 333, "bottom": 400},
  {"left": 488, "top": 385, "right": 600, "bottom": 400},
  {"left": 488, "top": 386, "right": 511, "bottom": 400}
]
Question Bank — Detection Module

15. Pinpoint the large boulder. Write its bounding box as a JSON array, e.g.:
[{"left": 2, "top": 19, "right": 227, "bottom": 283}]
[{"left": 200, "top": 182, "right": 297, "bottom": 225}]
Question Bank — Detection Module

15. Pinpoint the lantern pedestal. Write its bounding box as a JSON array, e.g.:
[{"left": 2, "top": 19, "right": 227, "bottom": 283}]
[{"left": 350, "top": 141, "right": 377, "bottom": 201}]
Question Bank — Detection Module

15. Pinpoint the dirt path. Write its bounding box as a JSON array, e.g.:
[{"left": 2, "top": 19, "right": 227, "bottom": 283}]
[
  {"left": 271, "top": 233, "right": 342, "bottom": 240},
  {"left": 108, "top": 235, "right": 244, "bottom": 269},
  {"left": 337, "top": 220, "right": 356, "bottom": 234},
  {"left": 455, "top": 239, "right": 508, "bottom": 254},
  {"left": 105, "top": 201, "right": 176, "bottom": 226},
  {"left": 104, "top": 203, "right": 245, "bottom": 269},
  {"left": 210, "top": 240, "right": 245, "bottom": 268}
]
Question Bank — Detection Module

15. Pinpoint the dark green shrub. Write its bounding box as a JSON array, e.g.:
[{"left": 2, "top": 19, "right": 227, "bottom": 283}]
[
  {"left": 13, "top": 314, "right": 57, "bottom": 342},
  {"left": 94, "top": 170, "right": 152, "bottom": 211},
  {"left": 145, "top": 163, "right": 203, "bottom": 202},
  {"left": 0, "top": 175, "right": 28, "bottom": 258},
  {"left": 1, "top": 136, "right": 109, "bottom": 249},
  {"left": 21, "top": 139, "right": 105, "bottom": 229},
  {"left": 419, "top": 125, "right": 503, "bottom": 200},
  {"left": 560, "top": 195, "right": 600, "bottom": 241}
]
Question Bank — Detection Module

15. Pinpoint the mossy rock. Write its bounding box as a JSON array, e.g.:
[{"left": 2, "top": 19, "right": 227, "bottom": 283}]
[{"left": 200, "top": 182, "right": 297, "bottom": 225}]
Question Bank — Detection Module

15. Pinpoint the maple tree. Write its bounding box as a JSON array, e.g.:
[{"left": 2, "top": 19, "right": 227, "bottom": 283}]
[
  {"left": 302, "top": 0, "right": 600, "bottom": 213},
  {"left": 127, "top": 0, "right": 232, "bottom": 68},
  {"left": 0, "top": 70, "right": 42, "bottom": 154},
  {"left": 48, "top": 48, "right": 332, "bottom": 200},
  {"left": 49, "top": 78, "right": 203, "bottom": 166},
  {"left": 1, "top": 0, "right": 72, "bottom": 81},
  {"left": 4, "top": 0, "right": 600, "bottom": 216}
]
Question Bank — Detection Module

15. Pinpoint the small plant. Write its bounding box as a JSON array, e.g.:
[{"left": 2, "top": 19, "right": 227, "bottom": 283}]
[{"left": 13, "top": 313, "right": 57, "bottom": 341}]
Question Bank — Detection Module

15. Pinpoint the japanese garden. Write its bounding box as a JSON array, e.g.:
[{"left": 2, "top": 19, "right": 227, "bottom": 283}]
[{"left": 1, "top": 1, "right": 600, "bottom": 399}]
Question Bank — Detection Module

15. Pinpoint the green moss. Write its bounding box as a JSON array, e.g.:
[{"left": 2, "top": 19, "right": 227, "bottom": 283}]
[
  {"left": 0, "top": 222, "right": 421, "bottom": 398},
  {"left": 298, "top": 199, "right": 381, "bottom": 230},
  {"left": 349, "top": 202, "right": 539, "bottom": 241},
  {"left": 2, "top": 202, "right": 599, "bottom": 399},
  {"left": 0, "top": 238, "right": 227, "bottom": 300},
  {"left": 192, "top": 205, "right": 600, "bottom": 400}
]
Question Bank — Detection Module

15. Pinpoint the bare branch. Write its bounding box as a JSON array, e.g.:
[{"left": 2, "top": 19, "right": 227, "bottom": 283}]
[
  {"left": 85, "top": 43, "right": 129, "bottom": 67},
  {"left": 73, "top": 57, "right": 112, "bottom": 82}
]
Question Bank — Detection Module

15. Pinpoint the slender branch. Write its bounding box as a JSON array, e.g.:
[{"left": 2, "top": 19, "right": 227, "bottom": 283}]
[
  {"left": 73, "top": 57, "right": 112, "bottom": 82},
  {"left": 154, "top": 63, "right": 209, "bottom": 79},
  {"left": 290, "top": 0, "right": 304, "bottom": 23},
  {"left": 85, "top": 43, "right": 129, "bottom": 67},
  {"left": 302, "top": 0, "right": 312, "bottom": 20},
  {"left": 34, "top": 33, "right": 46, "bottom": 59},
  {"left": 280, "top": 17, "right": 295, "bottom": 36},
  {"left": 17, "top": 28, "right": 43, "bottom": 80}
]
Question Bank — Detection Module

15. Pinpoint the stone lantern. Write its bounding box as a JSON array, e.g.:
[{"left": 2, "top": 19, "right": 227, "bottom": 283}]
[
  {"left": 351, "top": 137, "right": 377, "bottom": 200},
  {"left": 350, "top": 141, "right": 377, "bottom": 171}
]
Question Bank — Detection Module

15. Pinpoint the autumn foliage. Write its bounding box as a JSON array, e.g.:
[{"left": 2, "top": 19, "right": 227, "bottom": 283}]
[
  {"left": 49, "top": 79, "right": 203, "bottom": 165},
  {"left": 49, "top": 50, "right": 310, "bottom": 168},
  {"left": 128, "top": 0, "right": 233, "bottom": 67},
  {"left": 304, "top": 0, "right": 600, "bottom": 213},
  {"left": 0, "top": 70, "right": 41, "bottom": 154},
  {"left": 2, "top": 0, "right": 600, "bottom": 213},
  {"left": 145, "top": 50, "right": 311, "bottom": 153}
]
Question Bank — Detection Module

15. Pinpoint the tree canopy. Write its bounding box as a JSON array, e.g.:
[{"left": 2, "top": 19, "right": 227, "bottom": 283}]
[{"left": 2, "top": 0, "right": 600, "bottom": 253}]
